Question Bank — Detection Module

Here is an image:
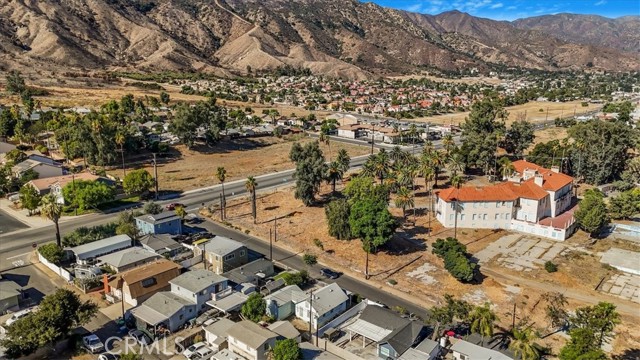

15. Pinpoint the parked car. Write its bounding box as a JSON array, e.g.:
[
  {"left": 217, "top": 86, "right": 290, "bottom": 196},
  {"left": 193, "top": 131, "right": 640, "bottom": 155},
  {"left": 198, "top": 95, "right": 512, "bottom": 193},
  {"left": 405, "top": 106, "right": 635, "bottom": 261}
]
[
  {"left": 82, "top": 334, "right": 105, "bottom": 353},
  {"left": 128, "top": 329, "right": 152, "bottom": 345},
  {"left": 183, "top": 342, "right": 207, "bottom": 359},
  {"left": 98, "top": 354, "right": 120, "bottom": 360},
  {"left": 191, "top": 346, "right": 215, "bottom": 360},
  {"left": 166, "top": 202, "right": 185, "bottom": 210},
  {"left": 5, "top": 307, "right": 36, "bottom": 326},
  {"left": 320, "top": 268, "right": 340, "bottom": 279}
]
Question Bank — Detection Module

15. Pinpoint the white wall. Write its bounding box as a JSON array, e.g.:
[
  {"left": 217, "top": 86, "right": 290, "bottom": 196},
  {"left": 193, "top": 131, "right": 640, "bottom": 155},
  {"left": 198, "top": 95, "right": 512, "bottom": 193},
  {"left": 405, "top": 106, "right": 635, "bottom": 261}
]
[{"left": 436, "top": 198, "right": 514, "bottom": 229}]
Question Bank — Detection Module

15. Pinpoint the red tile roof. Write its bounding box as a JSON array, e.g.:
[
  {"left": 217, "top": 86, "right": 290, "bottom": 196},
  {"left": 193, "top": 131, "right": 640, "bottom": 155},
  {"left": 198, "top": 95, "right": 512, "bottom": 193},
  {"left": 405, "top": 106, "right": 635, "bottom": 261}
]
[
  {"left": 437, "top": 178, "right": 549, "bottom": 203},
  {"left": 538, "top": 204, "right": 578, "bottom": 229},
  {"left": 513, "top": 160, "right": 573, "bottom": 192}
]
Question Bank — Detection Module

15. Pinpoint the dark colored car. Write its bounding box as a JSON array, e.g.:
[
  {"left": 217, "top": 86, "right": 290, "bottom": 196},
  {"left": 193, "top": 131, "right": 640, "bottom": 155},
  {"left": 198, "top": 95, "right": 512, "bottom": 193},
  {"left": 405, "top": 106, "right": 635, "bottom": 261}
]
[
  {"left": 128, "top": 329, "right": 152, "bottom": 346},
  {"left": 166, "top": 202, "right": 185, "bottom": 211},
  {"left": 320, "top": 268, "right": 340, "bottom": 279}
]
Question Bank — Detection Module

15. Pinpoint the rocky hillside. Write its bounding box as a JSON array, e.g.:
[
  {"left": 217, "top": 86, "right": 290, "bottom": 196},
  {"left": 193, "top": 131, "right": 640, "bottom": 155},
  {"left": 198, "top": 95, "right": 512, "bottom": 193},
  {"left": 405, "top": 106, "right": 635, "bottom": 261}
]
[{"left": 0, "top": 0, "right": 638, "bottom": 79}]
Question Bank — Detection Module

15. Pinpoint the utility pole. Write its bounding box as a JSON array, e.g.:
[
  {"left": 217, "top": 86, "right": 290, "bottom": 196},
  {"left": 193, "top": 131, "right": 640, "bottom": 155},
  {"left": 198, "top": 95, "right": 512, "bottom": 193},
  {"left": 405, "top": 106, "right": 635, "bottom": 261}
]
[
  {"left": 274, "top": 215, "right": 277, "bottom": 242},
  {"left": 219, "top": 194, "right": 224, "bottom": 221},
  {"left": 152, "top": 153, "right": 159, "bottom": 200},
  {"left": 308, "top": 290, "right": 314, "bottom": 342},
  {"left": 545, "top": 107, "right": 549, "bottom": 122},
  {"left": 370, "top": 123, "right": 375, "bottom": 155},
  {"left": 72, "top": 171, "right": 77, "bottom": 216},
  {"left": 269, "top": 228, "right": 273, "bottom": 261}
]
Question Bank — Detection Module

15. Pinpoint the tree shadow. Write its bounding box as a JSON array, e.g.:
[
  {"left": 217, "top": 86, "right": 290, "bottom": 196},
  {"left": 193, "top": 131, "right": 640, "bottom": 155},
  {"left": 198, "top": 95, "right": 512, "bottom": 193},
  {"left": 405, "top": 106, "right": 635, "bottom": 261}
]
[
  {"left": 189, "top": 138, "right": 274, "bottom": 155},
  {"left": 612, "top": 349, "right": 640, "bottom": 360}
]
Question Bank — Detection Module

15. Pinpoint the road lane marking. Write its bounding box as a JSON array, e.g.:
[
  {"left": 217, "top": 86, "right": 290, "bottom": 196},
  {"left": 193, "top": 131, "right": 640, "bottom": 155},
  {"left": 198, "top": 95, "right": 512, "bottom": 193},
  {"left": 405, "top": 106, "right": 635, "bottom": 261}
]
[{"left": 6, "top": 252, "right": 31, "bottom": 260}]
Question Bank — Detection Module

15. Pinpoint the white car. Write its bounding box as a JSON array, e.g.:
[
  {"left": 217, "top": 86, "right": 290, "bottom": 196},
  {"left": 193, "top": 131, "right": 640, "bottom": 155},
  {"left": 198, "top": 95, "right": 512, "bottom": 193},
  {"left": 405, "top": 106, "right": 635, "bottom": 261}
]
[
  {"left": 5, "top": 308, "right": 35, "bottom": 326},
  {"left": 192, "top": 346, "right": 215, "bottom": 360},
  {"left": 82, "top": 334, "right": 105, "bottom": 353},
  {"left": 183, "top": 342, "right": 207, "bottom": 359}
]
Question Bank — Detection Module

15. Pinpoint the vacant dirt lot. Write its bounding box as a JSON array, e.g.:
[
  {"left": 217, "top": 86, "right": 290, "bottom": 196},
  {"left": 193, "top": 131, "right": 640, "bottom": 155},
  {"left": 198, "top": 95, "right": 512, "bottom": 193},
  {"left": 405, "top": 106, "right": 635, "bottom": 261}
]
[
  {"left": 107, "top": 135, "right": 371, "bottom": 191},
  {"left": 413, "top": 100, "right": 602, "bottom": 126},
  {"left": 530, "top": 127, "right": 568, "bottom": 149}
]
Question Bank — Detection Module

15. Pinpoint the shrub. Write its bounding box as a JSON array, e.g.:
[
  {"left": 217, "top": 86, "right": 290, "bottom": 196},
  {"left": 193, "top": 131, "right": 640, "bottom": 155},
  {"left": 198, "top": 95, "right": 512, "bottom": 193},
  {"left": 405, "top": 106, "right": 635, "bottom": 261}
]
[
  {"left": 241, "top": 293, "right": 266, "bottom": 322},
  {"left": 432, "top": 237, "right": 477, "bottom": 282},
  {"left": 143, "top": 201, "right": 163, "bottom": 215},
  {"left": 303, "top": 254, "right": 317, "bottom": 266},
  {"left": 275, "top": 270, "right": 309, "bottom": 286},
  {"left": 38, "top": 243, "right": 64, "bottom": 264},
  {"left": 313, "top": 239, "right": 324, "bottom": 250},
  {"left": 545, "top": 261, "right": 558, "bottom": 273},
  {"left": 388, "top": 279, "right": 397, "bottom": 285}
]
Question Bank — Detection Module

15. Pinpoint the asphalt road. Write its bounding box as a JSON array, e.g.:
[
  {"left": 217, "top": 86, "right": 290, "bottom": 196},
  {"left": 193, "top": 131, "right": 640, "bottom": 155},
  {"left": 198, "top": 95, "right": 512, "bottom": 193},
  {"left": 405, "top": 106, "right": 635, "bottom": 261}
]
[{"left": 0, "top": 209, "right": 27, "bottom": 235}]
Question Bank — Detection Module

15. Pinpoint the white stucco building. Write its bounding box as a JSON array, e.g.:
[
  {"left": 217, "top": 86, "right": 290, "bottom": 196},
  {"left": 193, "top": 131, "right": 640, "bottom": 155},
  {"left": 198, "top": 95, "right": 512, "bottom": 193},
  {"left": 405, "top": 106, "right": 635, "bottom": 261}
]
[{"left": 435, "top": 160, "right": 578, "bottom": 241}]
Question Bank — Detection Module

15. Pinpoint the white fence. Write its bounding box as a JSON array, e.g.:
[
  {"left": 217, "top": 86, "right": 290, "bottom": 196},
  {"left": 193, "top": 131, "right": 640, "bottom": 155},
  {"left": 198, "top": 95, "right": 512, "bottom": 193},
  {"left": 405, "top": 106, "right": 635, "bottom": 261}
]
[
  {"left": 38, "top": 252, "right": 73, "bottom": 281},
  {"left": 179, "top": 255, "right": 202, "bottom": 269}
]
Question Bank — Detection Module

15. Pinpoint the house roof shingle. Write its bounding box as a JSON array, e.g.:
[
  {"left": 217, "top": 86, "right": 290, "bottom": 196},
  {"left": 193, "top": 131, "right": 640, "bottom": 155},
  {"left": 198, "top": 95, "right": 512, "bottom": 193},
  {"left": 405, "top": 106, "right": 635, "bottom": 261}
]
[
  {"left": 98, "top": 247, "right": 160, "bottom": 269},
  {"left": 136, "top": 212, "right": 180, "bottom": 225},
  {"left": 204, "top": 236, "right": 245, "bottom": 256},
  {"left": 227, "top": 320, "right": 277, "bottom": 350},
  {"left": 310, "top": 282, "right": 348, "bottom": 316},
  {"left": 513, "top": 160, "right": 573, "bottom": 191},
  {"left": 169, "top": 269, "right": 227, "bottom": 294}
]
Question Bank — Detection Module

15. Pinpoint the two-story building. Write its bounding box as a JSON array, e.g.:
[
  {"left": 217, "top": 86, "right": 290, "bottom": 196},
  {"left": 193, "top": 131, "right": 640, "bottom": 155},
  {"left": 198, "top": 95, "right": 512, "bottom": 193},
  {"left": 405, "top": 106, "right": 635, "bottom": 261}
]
[
  {"left": 227, "top": 320, "right": 278, "bottom": 360},
  {"left": 169, "top": 269, "right": 229, "bottom": 313},
  {"left": 135, "top": 212, "right": 182, "bottom": 235},
  {"left": 435, "top": 160, "right": 577, "bottom": 240},
  {"left": 203, "top": 236, "right": 249, "bottom": 274},
  {"left": 12, "top": 159, "right": 63, "bottom": 179},
  {"left": 106, "top": 259, "right": 181, "bottom": 306},
  {"left": 295, "top": 282, "right": 348, "bottom": 329}
]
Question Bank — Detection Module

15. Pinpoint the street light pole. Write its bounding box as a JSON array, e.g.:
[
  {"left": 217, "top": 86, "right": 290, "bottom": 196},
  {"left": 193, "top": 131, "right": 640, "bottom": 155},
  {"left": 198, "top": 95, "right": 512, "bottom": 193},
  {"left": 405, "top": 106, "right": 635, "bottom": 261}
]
[
  {"left": 152, "top": 153, "right": 159, "bottom": 200},
  {"left": 370, "top": 123, "right": 375, "bottom": 155}
]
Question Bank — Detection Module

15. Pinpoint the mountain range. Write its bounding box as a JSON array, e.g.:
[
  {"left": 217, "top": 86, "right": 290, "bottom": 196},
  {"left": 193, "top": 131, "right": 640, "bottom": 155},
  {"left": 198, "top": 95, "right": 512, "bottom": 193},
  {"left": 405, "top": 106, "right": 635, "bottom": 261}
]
[{"left": 1, "top": 0, "right": 638, "bottom": 79}]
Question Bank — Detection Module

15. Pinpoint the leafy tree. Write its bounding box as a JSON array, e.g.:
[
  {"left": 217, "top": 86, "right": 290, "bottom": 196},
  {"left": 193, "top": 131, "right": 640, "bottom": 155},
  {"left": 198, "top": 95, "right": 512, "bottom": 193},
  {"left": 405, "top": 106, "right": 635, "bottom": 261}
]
[
  {"left": 245, "top": 176, "right": 258, "bottom": 223},
  {"left": 349, "top": 196, "right": 397, "bottom": 253},
  {"left": 394, "top": 186, "right": 414, "bottom": 220},
  {"left": 509, "top": 327, "right": 541, "bottom": 360},
  {"left": 123, "top": 169, "right": 155, "bottom": 195},
  {"left": 574, "top": 189, "right": 609, "bottom": 237},
  {"left": 303, "top": 254, "right": 317, "bottom": 266},
  {"left": 272, "top": 339, "right": 301, "bottom": 360},
  {"left": 241, "top": 293, "right": 266, "bottom": 322},
  {"left": 608, "top": 189, "right": 640, "bottom": 220},
  {"left": 620, "top": 157, "right": 640, "bottom": 185},
  {"left": 40, "top": 193, "right": 63, "bottom": 247},
  {"left": 159, "top": 91, "right": 170, "bottom": 104},
  {"left": 6, "top": 71, "right": 26, "bottom": 95},
  {"left": 361, "top": 150, "right": 391, "bottom": 184},
  {"left": 116, "top": 211, "right": 140, "bottom": 240},
  {"left": 345, "top": 175, "right": 375, "bottom": 203},
  {"left": 325, "top": 198, "right": 352, "bottom": 240},
  {"left": 120, "top": 94, "right": 135, "bottom": 114},
  {"left": 460, "top": 97, "right": 507, "bottom": 174},
  {"left": 289, "top": 141, "right": 327, "bottom": 206},
  {"left": 1, "top": 288, "right": 97, "bottom": 358},
  {"left": 503, "top": 120, "right": 535, "bottom": 155},
  {"left": 143, "top": 201, "right": 163, "bottom": 215},
  {"left": 62, "top": 223, "right": 118, "bottom": 247},
  {"left": 275, "top": 270, "right": 309, "bottom": 286},
  {"left": 62, "top": 180, "right": 115, "bottom": 211},
  {"left": 18, "top": 168, "right": 39, "bottom": 186},
  {"left": 559, "top": 328, "right": 607, "bottom": 360},
  {"left": 526, "top": 140, "right": 570, "bottom": 169},
  {"left": 571, "top": 302, "right": 620, "bottom": 348},
  {"left": 541, "top": 292, "right": 569, "bottom": 329},
  {"left": 432, "top": 237, "right": 476, "bottom": 282},
  {"left": 428, "top": 294, "right": 471, "bottom": 338},
  {"left": 37, "top": 243, "right": 64, "bottom": 264},
  {"left": 175, "top": 206, "right": 187, "bottom": 221},
  {"left": 19, "top": 184, "right": 41, "bottom": 215},
  {"left": 469, "top": 303, "right": 499, "bottom": 346},
  {"left": 5, "top": 149, "right": 27, "bottom": 163},
  {"left": 544, "top": 261, "right": 558, "bottom": 273}
]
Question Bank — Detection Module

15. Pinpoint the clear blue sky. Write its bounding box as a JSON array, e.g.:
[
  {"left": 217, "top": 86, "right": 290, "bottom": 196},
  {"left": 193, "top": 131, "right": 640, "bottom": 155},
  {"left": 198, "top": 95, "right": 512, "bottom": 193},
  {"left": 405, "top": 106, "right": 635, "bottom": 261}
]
[{"left": 366, "top": 0, "right": 640, "bottom": 20}]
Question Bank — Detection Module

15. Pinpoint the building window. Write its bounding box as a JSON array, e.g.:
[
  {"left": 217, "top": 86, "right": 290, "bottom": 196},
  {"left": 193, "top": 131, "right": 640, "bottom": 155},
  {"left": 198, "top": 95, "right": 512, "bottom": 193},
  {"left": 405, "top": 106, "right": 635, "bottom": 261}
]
[
  {"left": 380, "top": 347, "right": 390, "bottom": 357},
  {"left": 179, "top": 314, "right": 184, "bottom": 320},
  {"left": 483, "top": 214, "right": 487, "bottom": 220},
  {"left": 496, "top": 203, "right": 499, "bottom": 208},
  {"left": 449, "top": 214, "right": 454, "bottom": 221},
  {"left": 484, "top": 203, "right": 488, "bottom": 208},
  {"left": 141, "top": 277, "right": 157, "bottom": 288},
  {"left": 460, "top": 214, "right": 465, "bottom": 221},
  {"left": 495, "top": 214, "right": 499, "bottom": 220},
  {"left": 264, "top": 344, "right": 269, "bottom": 351},
  {"left": 224, "top": 253, "right": 235, "bottom": 261},
  {"left": 472, "top": 214, "right": 476, "bottom": 220},
  {"left": 473, "top": 203, "right": 477, "bottom": 208},
  {"left": 240, "top": 250, "right": 246, "bottom": 257}
]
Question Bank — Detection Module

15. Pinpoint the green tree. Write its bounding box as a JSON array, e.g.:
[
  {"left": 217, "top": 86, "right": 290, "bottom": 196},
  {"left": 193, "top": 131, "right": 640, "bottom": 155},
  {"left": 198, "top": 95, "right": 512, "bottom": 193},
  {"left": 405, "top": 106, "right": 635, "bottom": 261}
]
[
  {"left": 289, "top": 141, "right": 327, "bottom": 206},
  {"left": 428, "top": 294, "right": 471, "bottom": 339},
  {"left": 325, "top": 198, "right": 352, "bottom": 240},
  {"left": 6, "top": 71, "right": 26, "bottom": 95},
  {"left": 327, "top": 161, "right": 343, "bottom": 193},
  {"left": 169, "top": 103, "right": 199, "bottom": 148},
  {"left": 116, "top": 211, "right": 140, "bottom": 240},
  {"left": 40, "top": 193, "right": 63, "bottom": 247},
  {"left": 160, "top": 91, "right": 170, "bottom": 104},
  {"left": 245, "top": 176, "right": 258, "bottom": 224},
  {"left": 37, "top": 243, "right": 64, "bottom": 264},
  {"left": 143, "top": 201, "right": 163, "bottom": 215},
  {"left": 344, "top": 175, "right": 375, "bottom": 203},
  {"left": 120, "top": 94, "right": 135, "bottom": 114},
  {"left": 394, "top": 186, "right": 414, "bottom": 220},
  {"left": 241, "top": 293, "right": 266, "bottom": 322},
  {"left": 503, "top": 120, "right": 535, "bottom": 155},
  {"left": 62, "top": 180, "right": 115, "bottom": 211},
  {"left": 574, "top": 189, "right": 609, "bottom": 237},
  {"left": 1, "top": 288, "right": 97, "bottom": 358},
  {"left": 460, "top": 97, "right": 507, "bottom": 174},
  {"left": 432, "top": 237, "right": 477, "bottom": 282},
  {"left": 336, "top": 148, "right": 351, "bottom": 174},
  {"left": 303, "top": 254, "right": 317, "bottom": 266},
  {"left": 362, "top": 150, "right": 391, "bottom": 184},
  {"left": 272, "top": 339, "right": 301, "bottom": 360},
  {"left": 469, "top": 303, "right": 499, "bottom": 346},
  {"left": 19, "top": 184, "right": 41, "bottom": 215},
  {"left": 608, "top": 189, "right": 640, "bottom": 220},
  {"left": 541, "top": 291, "right": 569, "bottom": 329},
  {"left": 123, "top": 169, "right": 155, "bottom": 195},
  {"left": 175, "top": 206, "right": 187, "bottom": 221},
  {"left": 572, "top": 302, "right": 620, "bottom": 348},
  {"left": 509, "top": 327, "right": 541, "bottom": 360},
  {"left": 559, "top": 328, "right": 607, "bottom": 360}
]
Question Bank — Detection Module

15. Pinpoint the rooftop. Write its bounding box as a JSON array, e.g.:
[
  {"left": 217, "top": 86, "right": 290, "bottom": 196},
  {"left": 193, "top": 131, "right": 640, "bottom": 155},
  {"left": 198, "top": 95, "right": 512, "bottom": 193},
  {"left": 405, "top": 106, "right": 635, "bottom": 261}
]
[
  {"left": 264, "top": 285, "right": 307, "bottom": 307},
  {"left": 267, "top": 320, "right": 300, "bottom": 339},
  {"left": 67, "top": 234, "right": 132, "bottom": 258},
  {"left": 310, "top": 282, "right": 348, "bottom": 316},
  {"left": 0, "top": 280, "right": 22, "bottom": 300},
  {"left": 117, "top": 259, "right": 181, "bottom": 285},
  {"left": 170, "top": 269, "right": 227, "bottom": 294},
  {"left": 227, "top": 320, "right": 277, "bottom": 350},
  {"left": 450, "top": 338, "right": 513, "bottom": 360},
  {"left": 27, "top": 173, "right": 101, "bottom": 192},
  {"left": 513, "top": 160, "right": 573, "bottom": 191},
  {"left": 139, "top": 234, "right": 182, "bottom": 253},
  {"left": 131, "top": 291, "right": 193, "bottom": 325},
  {"left": 223, "top": 258, "right": 274, "bottom": 284},
  {"left": 136, "top": 211, "right": 180, "bottom": 224},
  {"left": 12, "top": 159, "right": 60, "bottom": 173},
  {"left": 98, "top": 247, "right": 160, "bottom": 269},
  {"left": 203, "top": 317, "right": 235, "bottom": 338},
  {"left": 204, "top": 236, "right": 246, "bottom": 255}
]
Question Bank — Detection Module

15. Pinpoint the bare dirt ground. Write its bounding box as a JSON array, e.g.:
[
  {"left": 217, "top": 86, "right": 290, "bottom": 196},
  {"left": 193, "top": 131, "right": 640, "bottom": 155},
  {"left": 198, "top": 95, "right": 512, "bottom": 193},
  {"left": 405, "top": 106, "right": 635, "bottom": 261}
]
[
  {"left": 107, "top": 135, "right": 370, "bottom": 191},
  {"left": 530, "top": 127, "right": 568, "bottom": 148},
  {"left": 205, "top": 173, "right": 639, "bottom": 356},
  {"left": 412, "top": 101, "right": 602, "bottom": 126},
  {"left": 388, "top": 74, "right": 504, "bottom": 85}
]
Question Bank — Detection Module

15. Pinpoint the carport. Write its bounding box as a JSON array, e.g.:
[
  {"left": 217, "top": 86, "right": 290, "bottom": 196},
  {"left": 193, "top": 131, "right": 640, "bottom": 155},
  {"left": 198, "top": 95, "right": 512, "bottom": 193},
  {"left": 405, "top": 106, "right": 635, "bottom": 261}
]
[
  {"left": 129, "top": 305, "right": 169, "bottom": 336},
  {"left": 346, "top": 318, "right": 392, "bottom": 348}
]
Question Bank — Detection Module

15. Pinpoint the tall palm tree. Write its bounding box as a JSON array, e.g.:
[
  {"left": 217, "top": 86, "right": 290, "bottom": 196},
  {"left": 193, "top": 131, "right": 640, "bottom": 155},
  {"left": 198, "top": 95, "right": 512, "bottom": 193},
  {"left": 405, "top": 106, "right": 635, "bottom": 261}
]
[
  {"left": 369, "top": 149, "right": 391, "bottom": 184},
  {"left": 448, "top": 151, "right": 465, "bottom": 176},
  {"left": 509, "top": 327, "right": 541, "bottom": 360},
  {"left": 336, "top": 148, "right": 351, "bottom": 179},
  {"left": 469, "top": 303, "right": 499, "bottom": 346},
  {"left": 319, "top": 130, "right": 331, "bottom": 161},
  {"left": 217, "top": 167, "right": 227, "bottom": 219},
  {"left": 394, "top": 186, "right": 414, "bottom": 220},
  {"left": 115, "top": 131, "right": 126, "bottom": 179},
  {"left": 327, "top": 161, "right": 343, "bottom": 193},
  {"left": 443, "top": 133, "right": 455, "bottom": 155},
  {"left": 245, "top": 176, "right": 258, "bottom": 224},
  {"left": 390, "top": 146, "right": 406, "bottom": 164},
  {"left": 40, "top": 193, "right": 63, "bottom": 247},
  {"left": 450, "top": 173, "right": 464, "bottom": 239},
  {"left": 430, "top": 150, "right": 446, "bottom": 188},
  {"left": 499, "top": 157, "right": 516, "bottom": 180}
]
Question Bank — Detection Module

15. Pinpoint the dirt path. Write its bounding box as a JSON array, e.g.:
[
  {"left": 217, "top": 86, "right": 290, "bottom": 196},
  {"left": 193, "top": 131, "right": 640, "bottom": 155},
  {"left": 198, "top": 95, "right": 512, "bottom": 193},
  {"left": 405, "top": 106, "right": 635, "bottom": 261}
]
[
  {"left": 483, "top": 267, "right": 640, "bottom": 318},
  {"left": 214, "top": 0, "right": 253, "bottom": 26}
]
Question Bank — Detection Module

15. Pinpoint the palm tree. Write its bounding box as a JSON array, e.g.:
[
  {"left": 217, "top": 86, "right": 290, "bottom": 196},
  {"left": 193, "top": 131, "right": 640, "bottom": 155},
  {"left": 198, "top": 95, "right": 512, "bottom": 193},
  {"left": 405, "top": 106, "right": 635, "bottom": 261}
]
[
  {"left": 372, "top": 149, "right": 391, "bottom": 184},
  {"left": 319, "top": 130, "right": 331, "bottom": 161},
  {"left": 217, "top": 167, "right": 227, "bottom": 219},
  {"left": 245, "top": 176, "right": 258, "bottom": 224},
  {"left": 448, "top": 151, "right": 465, "bottom": 176},
  {"left": 450, "top": 173, "right": 464, "bottom": 239},
  {"left": 499, "top": 157, "right": 516, "bottom": 180},
  {"left": 327, "top": 161, "right": 343, "bottom": 193},
  {"left": 430, "top": 150, "right": 446, "bottom": 188},
  {"left": 390, "top": 146, "right": 406, "bottom": 164},
  {"left": 443, "top": 133, "right": 455, "bottom": 155},
  {"left": 394, "top": 186, "right": 414, "bottom": 220},
  {"left": 40, "top": 193, "right": 63, "bottom": 247},
  {"left": 469, "top": 303, "right": 499, "bottom": 346},
  {"left": 115, "top": 131, "right": 126, "bottom": 179},
  {"left": 509, "top": 327, "right": 541, "bottom": 360},
  {"left": 336, "top": 148, "right": 351, "bottom": 175}
]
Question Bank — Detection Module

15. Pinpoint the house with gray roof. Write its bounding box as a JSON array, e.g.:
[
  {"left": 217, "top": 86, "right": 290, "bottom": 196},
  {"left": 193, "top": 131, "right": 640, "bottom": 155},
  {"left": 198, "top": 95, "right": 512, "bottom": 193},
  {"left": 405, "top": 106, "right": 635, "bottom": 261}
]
[
  {"left": 0, "top": 279, "right": 22, "bottom": 314},
  {"left": 130, "top": 291, "right": 197, "bottom": 333},
  {"left": 450, "top": 338, "right": 514, "bottom": 360},
  {"left": 139, "top": 233, "right": 183, "bottom": 257},
  {"left": 0, "top": 141, "right": 16, "bottom": 155},
  {"left": 67, "top": 234, "right": 132, "bottom": 264},
  {"left": 97, "top": 247, "right": 161, "bottom": 273},
  {"left": 203, "top": 236, "right": 248, "bottom": 274},
  {"left": 268, "top": 321, "right": 301, "bottom": 342},
  {"left": 223, "top": 258, "right": 274, "bottom": 286},
  {"left": 295, "top": 282, "right": 349, "bottom": 329},
  {"left": 12, "top": 159, "right": 63, "bottom": 179},
  {"left": 264, "top": 285, "right": 307, "bottom": 320},
  {"left": 170, "top": 269, "right": 229, "bottom": 313},
  {"left": 398, "top": 338, "right": 440, "bottom": 360},
  {"left": 227, "top": 320, "right": 278, "bottom": 360},
  {"left": 136, "top": 211, "right": 182, "bottom": 235},
  {"left": 203, "top": 317, "right": 235, "bottom": 350}
]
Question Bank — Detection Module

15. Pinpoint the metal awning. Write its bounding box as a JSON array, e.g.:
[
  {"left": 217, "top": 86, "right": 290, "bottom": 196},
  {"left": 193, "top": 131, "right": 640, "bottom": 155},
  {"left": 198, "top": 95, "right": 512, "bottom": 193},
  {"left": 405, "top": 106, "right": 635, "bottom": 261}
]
[
  {"left": 206, "top": 292, "right": 248, "bottom": 313},
  {"left": 130, "top": 305, "right": 169, "bottom": 326},
  {"left": 347, "top": 319, "right": 392, "bottom": 342}
]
